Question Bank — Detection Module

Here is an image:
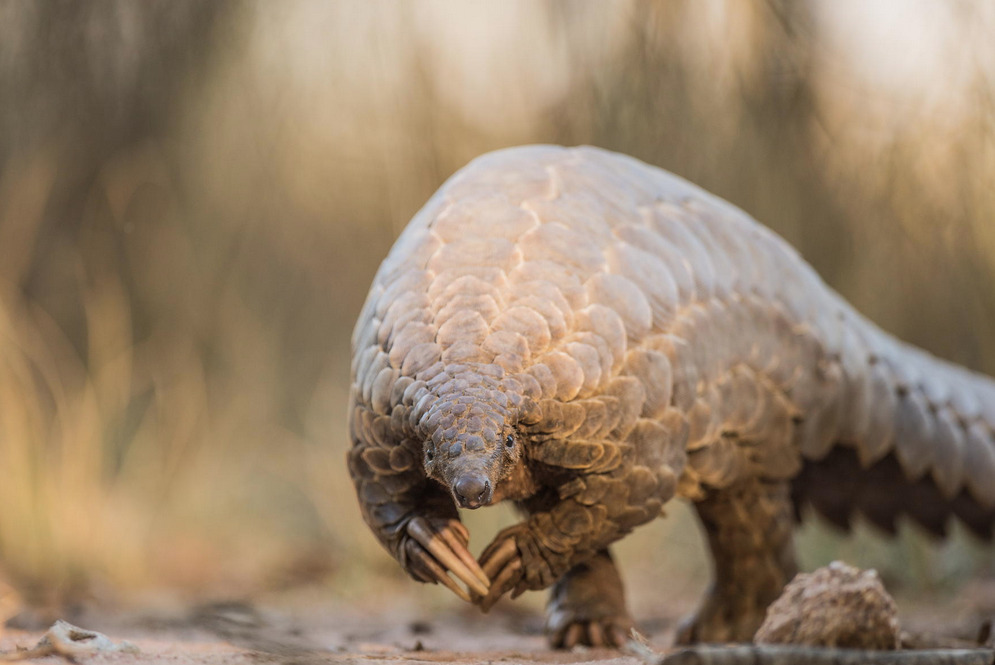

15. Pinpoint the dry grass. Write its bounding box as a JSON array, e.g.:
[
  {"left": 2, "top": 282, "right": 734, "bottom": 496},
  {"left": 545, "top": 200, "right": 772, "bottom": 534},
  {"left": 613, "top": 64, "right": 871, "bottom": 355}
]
[{"left": 0, "top": 0, "right": 992, "bottom": 612}]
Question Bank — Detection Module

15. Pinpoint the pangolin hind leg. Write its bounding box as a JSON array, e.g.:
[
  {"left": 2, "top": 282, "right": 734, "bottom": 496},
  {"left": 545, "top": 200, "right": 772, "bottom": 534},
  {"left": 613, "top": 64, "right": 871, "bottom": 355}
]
[
  {"left": 545, "top": 548, "right": 634, "bottom": 648},
  {"left": 677, "top": 477, "right": 798, "bottom": 644}
]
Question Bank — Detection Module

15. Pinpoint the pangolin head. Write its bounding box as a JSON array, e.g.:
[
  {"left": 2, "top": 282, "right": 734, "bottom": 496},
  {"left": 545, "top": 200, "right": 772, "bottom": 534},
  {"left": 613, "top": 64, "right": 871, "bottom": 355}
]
[{"left": 417, "top": 365, "right": 531, "bottom": 509}]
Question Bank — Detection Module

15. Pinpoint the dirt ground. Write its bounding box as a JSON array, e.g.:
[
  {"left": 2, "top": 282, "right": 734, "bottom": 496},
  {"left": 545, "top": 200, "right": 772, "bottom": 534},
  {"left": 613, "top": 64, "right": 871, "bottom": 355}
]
[
  {"left": 0, "top": 599, "right": 652, "bottom": 665},
  {"left": 1, "top": 579, "right": 993, "bottom": 665}
]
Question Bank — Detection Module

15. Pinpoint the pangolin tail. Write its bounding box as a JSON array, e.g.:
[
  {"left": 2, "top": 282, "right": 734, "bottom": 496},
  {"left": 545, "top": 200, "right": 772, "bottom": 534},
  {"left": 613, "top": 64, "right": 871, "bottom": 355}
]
[{"left": 792, "top": 321, "right": 995, "bottom": 540}]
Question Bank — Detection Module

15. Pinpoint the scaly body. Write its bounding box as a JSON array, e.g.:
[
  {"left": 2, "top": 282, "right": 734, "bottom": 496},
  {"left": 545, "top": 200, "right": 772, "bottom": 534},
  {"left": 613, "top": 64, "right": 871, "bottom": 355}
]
[{"left": 347, "top": 145, "right": 995, "bottom": 647}]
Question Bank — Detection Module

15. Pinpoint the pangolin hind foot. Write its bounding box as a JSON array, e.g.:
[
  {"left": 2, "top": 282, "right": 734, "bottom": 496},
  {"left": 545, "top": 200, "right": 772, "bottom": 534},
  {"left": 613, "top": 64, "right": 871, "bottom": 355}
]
[
  {"left": 347, "top": 145, "right": 995, "bottom": 649},
  {"left": 545, "top": 549, "right": 634, "bottom": 648}
]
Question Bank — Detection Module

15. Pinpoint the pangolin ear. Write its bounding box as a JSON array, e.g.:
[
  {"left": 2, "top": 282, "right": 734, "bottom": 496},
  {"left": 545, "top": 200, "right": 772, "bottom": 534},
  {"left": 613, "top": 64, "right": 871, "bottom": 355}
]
[{"left": 519, "top": 398, "right": 543, "bottom": 425}]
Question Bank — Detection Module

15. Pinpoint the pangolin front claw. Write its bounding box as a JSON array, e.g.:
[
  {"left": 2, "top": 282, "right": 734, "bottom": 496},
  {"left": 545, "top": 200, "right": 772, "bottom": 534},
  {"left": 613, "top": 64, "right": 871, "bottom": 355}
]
[
  {"left": 405, "top": 516, "right": 490, "bottom": 600},
  {"left": 477, "top": 535, "right": 525, "bottom": 612}
]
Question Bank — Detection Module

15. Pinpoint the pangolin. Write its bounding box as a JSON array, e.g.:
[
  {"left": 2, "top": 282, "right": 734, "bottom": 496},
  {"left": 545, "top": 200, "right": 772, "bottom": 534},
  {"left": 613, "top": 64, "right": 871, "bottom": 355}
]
[{"left": 347, "top": 145, "right": 995, "bottom": 648}]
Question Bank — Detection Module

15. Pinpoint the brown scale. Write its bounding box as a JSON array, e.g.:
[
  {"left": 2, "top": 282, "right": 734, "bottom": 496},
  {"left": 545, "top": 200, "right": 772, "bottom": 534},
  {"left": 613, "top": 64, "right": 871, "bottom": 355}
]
[{"left": 348, "top": 145, "right": 995, "bottom": 649}]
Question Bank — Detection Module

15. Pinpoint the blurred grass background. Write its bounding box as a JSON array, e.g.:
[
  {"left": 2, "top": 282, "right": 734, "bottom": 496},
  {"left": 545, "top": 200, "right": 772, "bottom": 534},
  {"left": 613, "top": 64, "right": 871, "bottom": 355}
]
[{"left": 0, "top": 0, "right": 993, "bottom": 618}]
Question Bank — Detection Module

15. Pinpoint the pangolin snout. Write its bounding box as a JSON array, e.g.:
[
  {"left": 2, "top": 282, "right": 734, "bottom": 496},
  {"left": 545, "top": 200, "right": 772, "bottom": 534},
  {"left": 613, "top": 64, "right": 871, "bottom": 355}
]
[{"left": 453, "top": 474, "right": 491, "bottom": 509}]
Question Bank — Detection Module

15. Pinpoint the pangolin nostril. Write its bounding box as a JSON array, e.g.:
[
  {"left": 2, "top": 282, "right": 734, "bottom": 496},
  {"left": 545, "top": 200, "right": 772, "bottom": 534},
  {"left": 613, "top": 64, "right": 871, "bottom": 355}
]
[{"left": 454, "top": 475, "right": 491, "bottom": 508}]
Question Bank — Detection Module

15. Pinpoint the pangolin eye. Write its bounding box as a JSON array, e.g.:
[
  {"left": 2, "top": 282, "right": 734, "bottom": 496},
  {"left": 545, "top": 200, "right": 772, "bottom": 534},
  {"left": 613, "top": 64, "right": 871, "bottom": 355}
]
[
  {"left": 425, "top": 446, "right": 435, "bottom": 462},
  {"left": 505, "top": 434, "right": 515, "bottom": 449}
]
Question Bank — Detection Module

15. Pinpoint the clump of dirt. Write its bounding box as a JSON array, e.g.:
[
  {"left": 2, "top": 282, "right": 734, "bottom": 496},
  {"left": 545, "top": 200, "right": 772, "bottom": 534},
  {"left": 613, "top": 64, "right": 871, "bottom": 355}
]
[{"left": 754, "top": 561, "right": 900, "bottom": 649}]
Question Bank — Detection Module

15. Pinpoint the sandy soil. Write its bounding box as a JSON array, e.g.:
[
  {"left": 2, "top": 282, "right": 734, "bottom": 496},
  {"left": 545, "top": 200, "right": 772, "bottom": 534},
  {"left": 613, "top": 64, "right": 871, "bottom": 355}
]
[
  {"left": 0, "top": 598, "right": 653, "bottom": 664},
  {"left": 1, "top": 580, "right": 993, "bottom": 665}
]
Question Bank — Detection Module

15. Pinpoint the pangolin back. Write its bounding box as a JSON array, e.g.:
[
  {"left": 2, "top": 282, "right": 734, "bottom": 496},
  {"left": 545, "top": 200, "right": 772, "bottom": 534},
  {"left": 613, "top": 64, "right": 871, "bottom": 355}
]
[{"left": 350, "top": 144, "right": 995, "bottom": 538}]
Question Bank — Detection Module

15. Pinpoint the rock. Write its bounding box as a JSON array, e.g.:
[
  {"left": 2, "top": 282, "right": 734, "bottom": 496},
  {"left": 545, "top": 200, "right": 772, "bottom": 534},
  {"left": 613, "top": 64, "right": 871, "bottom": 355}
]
[{"left": 754, "top": 561, "right": 900, "bottom": 649}]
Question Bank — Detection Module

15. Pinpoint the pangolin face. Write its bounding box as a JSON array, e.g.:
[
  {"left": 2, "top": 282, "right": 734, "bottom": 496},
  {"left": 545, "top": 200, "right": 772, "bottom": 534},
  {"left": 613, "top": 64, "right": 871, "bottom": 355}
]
[
  {"left": 417, "top": 369, "right": 526, "bottom": 509},
  {"left": 422, "top": 425, "right": 523, "bottom": 509}
]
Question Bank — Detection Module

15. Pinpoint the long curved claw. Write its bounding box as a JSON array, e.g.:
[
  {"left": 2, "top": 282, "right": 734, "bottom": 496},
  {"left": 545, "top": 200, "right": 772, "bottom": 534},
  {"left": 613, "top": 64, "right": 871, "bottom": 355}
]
[
  {"left": 450, "top": 520, "right": 470, "bottom": 543},
  {"left": 405, "top": 541, "right": 472, "bottom": 602},
  {"left": 406, "top": 517, "right": 490, "bottom": 598},
  {"left": 436, "top": 521, "right": 489, "bottom": 589},
  {"left": 480, "top": 538, "right": 518, "bottom": 578},
  {"left": 477, "top": 537, "right": 523, "bottom": 612}
]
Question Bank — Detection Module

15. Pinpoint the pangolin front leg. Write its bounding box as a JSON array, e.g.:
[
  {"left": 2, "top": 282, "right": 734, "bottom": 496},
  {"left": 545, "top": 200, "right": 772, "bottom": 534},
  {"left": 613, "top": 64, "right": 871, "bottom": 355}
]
[
  {"left": 347, "top": 434, "right": 489, "bottom": 600},
  {"left": 676, "top": 477, "right": 798, "bottom": 644},
  {"left": 477, "top": 459, "right": 669, "bottom": 620},
  {"left": 403, "top": 515, "right": 489, "bottom": 601}
]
